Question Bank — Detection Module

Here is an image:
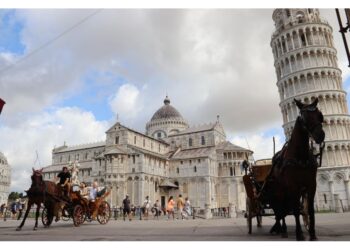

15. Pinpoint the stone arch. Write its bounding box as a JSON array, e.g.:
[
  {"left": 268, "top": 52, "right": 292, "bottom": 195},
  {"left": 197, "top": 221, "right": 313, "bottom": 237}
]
[
  {"left": 334, "top": 172, "right": 344, "bottom": 184},
  {"left": 318, "top": 173, "right": 329, "bottom": 184}
]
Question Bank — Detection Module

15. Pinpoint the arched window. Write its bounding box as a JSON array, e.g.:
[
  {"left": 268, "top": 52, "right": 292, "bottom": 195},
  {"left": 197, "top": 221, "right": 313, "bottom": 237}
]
[
  {"left": 194, "top": 166, "right": 197, "bottom": 173},
  {"left": 176, "top": 168, "right": 179, "bottom": 174},
  {"left": 323, "top": 194, "right": 327, "bottom": 204},
  {"left": 115, "top": 136, "right": 119, "bottom": 144},
  {"left": 189, "top": 138, "right": 193, "bottom": 147},
  {"left": 201, "top": 136, "right": 205, "bottom": 145},
  {"left": 230, "top": 167, "right": 233, "bottom": 176}
]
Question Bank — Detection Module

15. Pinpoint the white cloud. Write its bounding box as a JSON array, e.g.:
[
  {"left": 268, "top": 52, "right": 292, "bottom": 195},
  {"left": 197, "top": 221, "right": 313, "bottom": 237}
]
[
  {"left": 230, "top": 131, "right": 285, "bottom": 161},
  {"left": 0, "top": 107, "right": 109, "bottom": 192},
  {"left": 109, "top": 83, "right": 142, "bottom": 121},
  {"left": 0, "top": 9, "right": 347, "bottom": 134}
]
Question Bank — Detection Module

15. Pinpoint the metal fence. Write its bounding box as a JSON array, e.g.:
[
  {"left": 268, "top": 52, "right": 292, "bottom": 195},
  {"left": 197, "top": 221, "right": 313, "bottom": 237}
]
[{"left": 110, "top": 206, "right": 203, "bottom": 220}]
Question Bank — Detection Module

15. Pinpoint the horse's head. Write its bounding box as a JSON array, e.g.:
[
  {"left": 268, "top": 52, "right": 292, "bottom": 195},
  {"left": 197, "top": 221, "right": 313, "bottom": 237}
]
[
  {"left": 31, "top": 168, "right": 44, "bottom": 186},
  {"left": 295, "top": 98, "right": 325, "bottom": 144}
]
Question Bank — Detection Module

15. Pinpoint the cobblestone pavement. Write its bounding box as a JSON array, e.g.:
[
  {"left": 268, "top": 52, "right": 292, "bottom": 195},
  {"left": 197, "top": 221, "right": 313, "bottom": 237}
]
[{"left": 0, "top": 212, "right": 350, "bottom": 241}]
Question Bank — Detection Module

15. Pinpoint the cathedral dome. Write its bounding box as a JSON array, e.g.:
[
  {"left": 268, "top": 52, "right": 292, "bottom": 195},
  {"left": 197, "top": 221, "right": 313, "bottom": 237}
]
[
  {"left": 151, "top": 97, "right": 184, "bottom": 121},
  {"left": 146, "top": 96, "right": 189, "bottom": 139}
]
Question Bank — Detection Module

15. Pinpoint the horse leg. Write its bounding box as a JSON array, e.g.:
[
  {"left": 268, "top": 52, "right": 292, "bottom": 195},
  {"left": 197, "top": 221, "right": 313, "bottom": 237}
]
[
  {"left": 16, "top": 201, "right": 33, "bottom": 231},
  {"left": 308, "top": 191, "right": 317, "bottom": 241},
  {"left": 33, "top": 203, "right": 41, "bottom": 230},
  {"left": 281, "top": 217, "right": 288, "bottom": 238},
  {"left": 293, "top": 205, "right": 305, "bottom": 241},
  {"left": 270, "top": 216, "right": 282, "bottom": 235}
]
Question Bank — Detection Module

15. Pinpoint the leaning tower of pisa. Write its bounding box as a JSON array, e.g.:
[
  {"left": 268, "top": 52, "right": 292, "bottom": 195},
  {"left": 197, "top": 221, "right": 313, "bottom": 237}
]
[{"left": 271, "top": 9, "right": 350, "bottom": 211}]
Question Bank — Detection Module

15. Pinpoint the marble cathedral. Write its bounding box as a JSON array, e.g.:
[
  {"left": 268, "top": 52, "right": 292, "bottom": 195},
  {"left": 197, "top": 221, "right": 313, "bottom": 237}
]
[{"left": 42, "top": 96, "right": 253, "bottom": 212}]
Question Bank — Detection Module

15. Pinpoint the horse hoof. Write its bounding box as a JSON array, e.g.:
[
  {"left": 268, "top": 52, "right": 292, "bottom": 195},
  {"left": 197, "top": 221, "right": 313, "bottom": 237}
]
[
  {"left": 16, "top": 227, "right": 22, "bottom": 231},
  {"left": 33, "top": 227, "right": 38, "bottom": 231},
  {"left": 310, "top": 236, "right": 318, "bottom": 241},
  {"left": 296, "top": 235, "right": 305, "bottom": 241}
]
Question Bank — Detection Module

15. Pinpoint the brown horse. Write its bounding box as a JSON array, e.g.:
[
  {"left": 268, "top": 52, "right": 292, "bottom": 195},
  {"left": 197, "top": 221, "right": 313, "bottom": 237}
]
[
  {"left": 268, "top": 98, "right": 325, "bottom": 241},
  {"left": 16, "top": 168, "right": 58, "bottom": 231}
]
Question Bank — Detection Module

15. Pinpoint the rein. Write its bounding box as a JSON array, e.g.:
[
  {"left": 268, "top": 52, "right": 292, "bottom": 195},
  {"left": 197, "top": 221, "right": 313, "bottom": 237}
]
[{"left": 314, "top": 142, "right": 325, "bottom": 168}]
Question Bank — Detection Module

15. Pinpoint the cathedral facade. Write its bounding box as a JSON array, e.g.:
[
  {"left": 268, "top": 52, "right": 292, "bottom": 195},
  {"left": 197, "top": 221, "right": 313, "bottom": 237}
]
[
  {"left": 42, "top": 97, "right": 253, "bottom": 212},
  {"left": 271, "top": 9, "right": 350, "bottom": 211}
]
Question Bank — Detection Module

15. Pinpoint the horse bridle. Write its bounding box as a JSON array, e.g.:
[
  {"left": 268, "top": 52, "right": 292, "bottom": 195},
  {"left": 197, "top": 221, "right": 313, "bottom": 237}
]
[{"left": 298, "top": 108, "right": 325, "bottom": 167}]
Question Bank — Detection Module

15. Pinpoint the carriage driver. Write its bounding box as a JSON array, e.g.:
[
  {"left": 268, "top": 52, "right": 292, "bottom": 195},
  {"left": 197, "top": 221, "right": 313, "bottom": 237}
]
[{"left": 55, "top": 166, "right": 71, "bottom": 200}]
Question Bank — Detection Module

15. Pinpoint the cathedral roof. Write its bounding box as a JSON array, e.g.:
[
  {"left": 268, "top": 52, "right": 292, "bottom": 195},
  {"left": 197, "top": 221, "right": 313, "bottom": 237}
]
[
  {"left": 150, "top": 96, "right": 185, "bottom": 121},
  {"left": 171, "top": 147, "right": 216, "bottom": 160},
  {"left": 169, "top": 123, "right": 216, "bottom": 136},
  {"left": 216, "top": 141, "right": 252, "bottom": 153},
  {"left": 54, "top": 141, "right": 106, "bottom": 153}
]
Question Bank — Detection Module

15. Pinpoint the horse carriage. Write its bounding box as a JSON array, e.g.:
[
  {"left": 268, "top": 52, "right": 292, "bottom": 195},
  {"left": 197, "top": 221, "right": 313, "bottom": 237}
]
[
  {"left": 17, "top": 168, "right": 111, "bottom": 231},
  {"left": 243, "top": 158, "right": 310, "bottom": 235},
  {"left": 41, "top": 185, "right": 112, "bottom": 227}
]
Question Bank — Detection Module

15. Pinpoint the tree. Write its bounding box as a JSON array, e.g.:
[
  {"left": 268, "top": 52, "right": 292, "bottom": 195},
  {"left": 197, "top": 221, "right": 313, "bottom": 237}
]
[{"left": 8, "top": 192, "right": 23, "bottom": 201}]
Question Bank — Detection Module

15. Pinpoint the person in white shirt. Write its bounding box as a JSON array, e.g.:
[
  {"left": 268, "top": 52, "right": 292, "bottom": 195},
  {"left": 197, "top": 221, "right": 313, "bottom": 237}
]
[
  {"left": 142, "top": 196, "right": 151, "bottom": 220},
  {"left": 88, "top": 181, "right": 99, "bottom": 219}
]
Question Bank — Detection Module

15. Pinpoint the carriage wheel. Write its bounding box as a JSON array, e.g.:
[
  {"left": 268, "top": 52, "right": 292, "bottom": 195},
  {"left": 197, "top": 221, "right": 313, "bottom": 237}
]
[
  {"left": 246, "top": 198, "right": 253, "bottom": 234},
  {"left": 41, "top": 207, "right": 53, "bottom": 227},
  {"left": 73, "top": 204, "right": 85, "bottom": 227},
  {"left": 302, "top": 196, "right": 309, "bottom": 231},
  {"left": 97, "top": 201, "right": 111, "bottom": 225}
]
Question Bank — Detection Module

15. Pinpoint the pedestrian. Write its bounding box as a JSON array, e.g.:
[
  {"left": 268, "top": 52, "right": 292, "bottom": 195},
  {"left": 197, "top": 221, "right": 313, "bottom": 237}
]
[
  {"left": 0, "top": 203, "right": 5, "bottom": 218},
  {"left": 11, "top": 201, "right": 17, "bottom": 219},
  {"left": 17, "top": 200, "right": 23, "bottom": 220},
  {"left": 122, "top": 195, "right": 132, "bottom": 221},
  {"left": 130, "top": 204, "right": 135, "bottom": 217},
  {"left": 167, "top": 196, "right": 175, "bottom": 220},
  {"left": 142, "top": 196, "right": 151, "bottom": 220},
  {"left": 152, "top": 200, "right": 161, "bottom": 219},
  {"left": 176, "top": 194, "right": 184, "bottom": 220},
  {"left": 183, "top": 197, "right": 192, "bottom": 219}
]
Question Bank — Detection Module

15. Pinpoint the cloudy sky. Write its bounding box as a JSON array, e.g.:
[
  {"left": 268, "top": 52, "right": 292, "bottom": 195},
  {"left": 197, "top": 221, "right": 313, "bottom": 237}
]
[{"left": 0, "top": 8, "right": 349, "bottom": 192}]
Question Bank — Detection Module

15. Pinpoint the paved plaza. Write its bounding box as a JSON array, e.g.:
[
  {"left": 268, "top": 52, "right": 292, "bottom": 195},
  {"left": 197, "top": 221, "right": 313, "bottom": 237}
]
[{"left": 0, "top": 212, "right": 350, "bottom": 241}]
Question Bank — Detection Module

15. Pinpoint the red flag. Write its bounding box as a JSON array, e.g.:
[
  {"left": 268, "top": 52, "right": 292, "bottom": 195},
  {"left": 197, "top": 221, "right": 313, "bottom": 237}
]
[{"left": 0, "top": 98, "right": 5, "bottom": 114}]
